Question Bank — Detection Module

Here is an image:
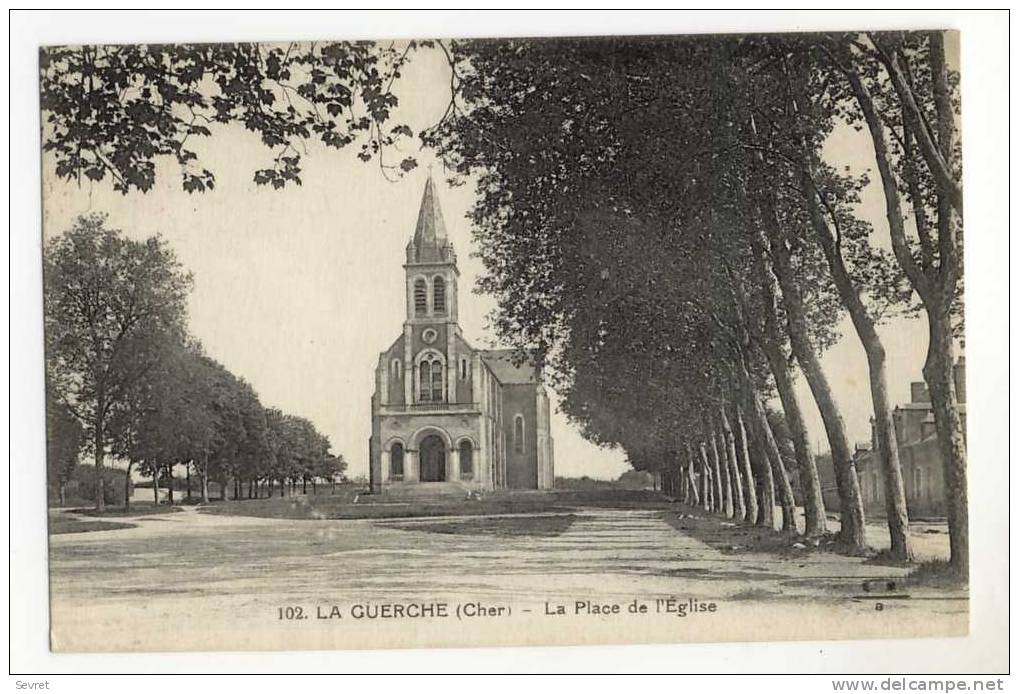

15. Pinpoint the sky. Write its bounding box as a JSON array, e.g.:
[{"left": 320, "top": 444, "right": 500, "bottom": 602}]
[{"left": 42, "top": 41, "right": 937, "bottom": 480}]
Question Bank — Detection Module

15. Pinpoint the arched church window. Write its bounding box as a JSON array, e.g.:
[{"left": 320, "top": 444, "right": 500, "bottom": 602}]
[
  {"left": 414, "top": 279, "right": 427, "bottom": 316},
  {"left": 514, "top": 415, "right": 525, "bottom": 454},
  {"left": 459, "top": 440, "right": 473, "bottom": 479},
  {"left": 459, "top": 357, "right": 470, "bottom": 380},
  {"left": 430, "top": 359, "right": 444, "bottom": 402},
  {"left": 391, "top": 443, "right": 404, "bottom": 480},
  {"left": 419, "top": 361, "right": 432, "bottom": 401},
  {"left": 391, "top": 359, "right": 402, "bottom": 380},
  {"left": 433, "top": 276, "right": 446, "bottom": 314}
]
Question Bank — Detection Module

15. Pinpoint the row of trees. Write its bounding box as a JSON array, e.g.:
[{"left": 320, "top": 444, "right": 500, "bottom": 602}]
[
  {"left": 44, "top": 214, "right": 345, "bottom": 510},
  {"left": 424, "top": 32, "right": 965, "bottom": 574}
]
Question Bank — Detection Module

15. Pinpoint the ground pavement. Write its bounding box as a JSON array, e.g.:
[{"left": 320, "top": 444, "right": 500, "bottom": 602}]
[{"left": 48, "top": 505, "right": 967, "bottom": 652}]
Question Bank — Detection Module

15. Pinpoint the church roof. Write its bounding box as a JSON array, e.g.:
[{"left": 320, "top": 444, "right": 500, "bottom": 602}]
[
  {"left": 481, "top": 349, "right": 540, "bottom": 385},
  {"left": 413, "top": 174, "right": 448, "bottom": 251}
]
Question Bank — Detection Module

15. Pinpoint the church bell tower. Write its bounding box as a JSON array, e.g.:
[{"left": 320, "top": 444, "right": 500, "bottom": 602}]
[{"left": 402, "top": 174, "right": 460, "bottom": 404}]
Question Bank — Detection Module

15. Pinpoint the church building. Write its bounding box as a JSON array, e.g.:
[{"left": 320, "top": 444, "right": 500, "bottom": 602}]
[{"left": 368, "top": 176, "right": 555, "bottom": 494}]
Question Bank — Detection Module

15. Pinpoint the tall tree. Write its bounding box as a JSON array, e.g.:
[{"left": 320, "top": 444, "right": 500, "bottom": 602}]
[
  {"left": 44, "top": 214, "right": 191, "bottom": 510},
  {"left": 828, "top": 31, "right": 966, "bottom": 572}
]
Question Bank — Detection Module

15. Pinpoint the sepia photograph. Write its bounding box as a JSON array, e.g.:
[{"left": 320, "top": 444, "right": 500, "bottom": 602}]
[{"left": 8, "top": 8, "right": 1011, "bottom": 679}]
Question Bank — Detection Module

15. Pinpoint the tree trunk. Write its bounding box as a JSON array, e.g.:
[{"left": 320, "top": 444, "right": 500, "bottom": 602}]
[
  {"left": 678, "top": 456, "right": 688, "bottom": 503},
  {"left": 124, "top": 460, "right": 133, "bottom": 511},
  {"left": 769, "top": 234, "right": 866, "bottom": 550},
  {"left": 781, "top": 315, "right": 865, "bottom": 547},
  {"left": 167, "top": 466, "right": 174, "bottom": 505},
  {"left": 153, "top": 468, "right": 159, "bottom": 505},
  {"left": 747, "top": 424, "right": 775, "bottom": 529},
  {"left": 751, "top": 393, "right": 797, "bottom": 533},
  {"left": 708, "top": 429, "right": 725, "bottom": 515},
  {"left": 926, "top": 311, "right": 968, "bottom": 577},
  {"left": 93, "top": 422, "right": 106, "bottom": 512},
  {"left": 839, "top": 50, "right": 965, "bottom": 563},
  {"left": 733, "top": 405, "right": 758, "bottom": 524},
  {"left": 200, "top": 460, "right": 210, "bottom": 504},
  {"left": 795, "top": 151, "right": 911, "bottom": 556},
  {"left": 713, "top": 425, "right": 734, "bottom": 518},
  {"left": 761, "top": 330, "right": 827, "bottom": 536},
  {"left": 868, "top": 345, "right": 913, "bottom": 560},
  {"left": 186, "top": 463, "right": 192, "bottom": 500},
  {"left": 720, "top": 407, "right": 746, "bottom": 522},
  {"left": 684, "top": 441, "right": 700, "bottom": 506},
  {"left": 302, "top": 477, "right": 307, "bottom": 495},
  {"left": 698, "top": 442, "right": 712, "bottom": 511},
  {"left": 748, "top": 207, "right": 828, "bottom": 536}
]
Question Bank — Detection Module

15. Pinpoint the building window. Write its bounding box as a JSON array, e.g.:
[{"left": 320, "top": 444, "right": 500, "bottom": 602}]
[
  {"left": 419, "top": 361, "right": 432, "bottom": 401},
  {"left": 459, "top": 357, "right": 470, "bottom": 380},
  {"left": 513, "top": 415, "right": 525, "bottom": 454},
  {"left": 915, "top": 466, "right": 924, "bottom": 501},
  {"left": 391, "top": 359, "right": 402, "bottom": 380},
  {"left": 433, "top": 276, "right": 446, "bottom": 314},
  {"left": 418, "top": 354, "right": 445, "bottom": 403},
  {"left": 459, "top": 440, "right": 473, "bottom": 479},
  {"left": 430, "top": 359, "right": 444, "bottom": 401},
  {"left": 391, "top": 443, "right": 404, "bottom": 480},
  {"left": 414, "top": 279, "right": 427, "bottom": 316}
]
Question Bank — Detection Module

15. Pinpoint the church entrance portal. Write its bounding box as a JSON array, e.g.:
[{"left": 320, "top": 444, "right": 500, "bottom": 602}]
[{"left": 419, "top": 435, "right": 446, "bottom": 482}]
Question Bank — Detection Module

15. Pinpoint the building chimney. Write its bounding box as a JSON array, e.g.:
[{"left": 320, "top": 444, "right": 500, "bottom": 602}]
[
  {"left": 954, "top": 355, "right": 966, "bottom": 404},
  {"left": 910, "top": 381, "right": 930, "bottom": 404}
]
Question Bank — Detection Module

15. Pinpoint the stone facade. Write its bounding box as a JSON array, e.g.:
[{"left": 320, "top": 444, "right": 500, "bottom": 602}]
[
  {"left": 854, "top": 357, "right": 966, "bottom": 518},
  {"left": 818, "top": 357, "right": 966, "bottom": 518},
  {"left": 368, "top": 176, "right": 554, "bottom": 494}
]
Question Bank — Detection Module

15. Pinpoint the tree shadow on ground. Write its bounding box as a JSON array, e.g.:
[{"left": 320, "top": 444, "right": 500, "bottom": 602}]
[
  {"left": 380, "top": 513, "right": 577, "bottom": 538},
  {"left": 49, "top": 515, "right": 136, "bottom": 534},
  {"left": 661, "top": 505, "right": 851, "bottom": 559}
]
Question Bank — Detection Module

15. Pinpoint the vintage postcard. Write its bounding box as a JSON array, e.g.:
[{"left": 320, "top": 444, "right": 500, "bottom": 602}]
[{"left": 41, "top": 29, "right": 970, "bottom": 654}]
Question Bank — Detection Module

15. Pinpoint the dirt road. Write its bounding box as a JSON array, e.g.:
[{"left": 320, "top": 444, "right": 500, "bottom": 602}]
[{"left": 48, "top": 506, "right": 967, "bottom": 652}]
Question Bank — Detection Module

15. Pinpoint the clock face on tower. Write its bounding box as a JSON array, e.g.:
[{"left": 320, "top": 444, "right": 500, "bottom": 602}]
[{"left": 422, "top": 328, "right": 438, "bottom": 345}]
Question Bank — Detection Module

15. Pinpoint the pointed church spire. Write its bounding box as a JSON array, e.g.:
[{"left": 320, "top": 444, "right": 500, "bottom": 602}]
[
  {"left": 414, "top": 173, "right": 448, "bottom": 246},
  {"left": 409, "top": 173, "right": 452, "bottom": 264}
]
